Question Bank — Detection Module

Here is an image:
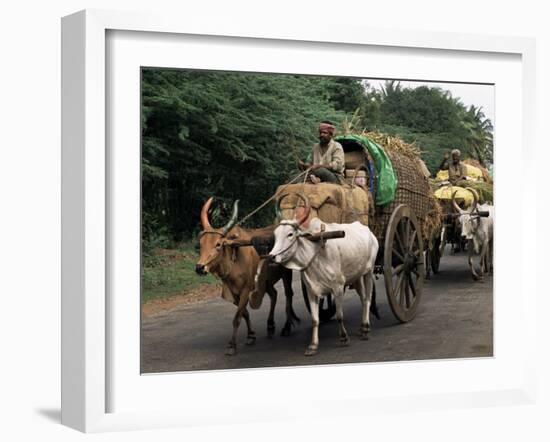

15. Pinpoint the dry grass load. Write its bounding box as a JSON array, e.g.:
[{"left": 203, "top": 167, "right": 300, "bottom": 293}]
[
  {"left": 364, "top": 131, "right": 423, "bottom": 159},
  {"left": 463, "top": 158, "right": 493, "bottom": 183},
  {"left": 463, "top": 180, "right": 494, "bottom": 204},
  {"left": 423, "top": 192, "right": 443, "bottom": 242},
  {"left": 355, "top": 130, "right": 441, "bottom": 243}
]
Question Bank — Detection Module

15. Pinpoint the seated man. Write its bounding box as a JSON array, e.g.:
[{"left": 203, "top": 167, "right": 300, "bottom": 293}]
[
  {"left": 299, "top": 120, "right": 345, "bottom": 184},
  {"left": 439, "top": 148, "right": 468, "bottom": 185}
]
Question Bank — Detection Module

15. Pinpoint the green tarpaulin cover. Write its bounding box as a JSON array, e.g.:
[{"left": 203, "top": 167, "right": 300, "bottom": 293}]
[{"left": 335, "top": 134, "right": 398, "bottom": 206}]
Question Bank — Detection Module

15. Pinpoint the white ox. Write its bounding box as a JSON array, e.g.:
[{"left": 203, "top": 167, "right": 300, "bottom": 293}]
[
  {"left": 269, "top": 201, "right": 378, "bottom": 356},
  {"left": 452, "top": 188, "right": 494, "bottom": 280}
]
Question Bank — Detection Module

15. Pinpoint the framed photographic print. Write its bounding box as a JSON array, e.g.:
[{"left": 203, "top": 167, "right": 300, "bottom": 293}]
[{"left": 62, "top": 9, "right": 537, "bottom": 433}]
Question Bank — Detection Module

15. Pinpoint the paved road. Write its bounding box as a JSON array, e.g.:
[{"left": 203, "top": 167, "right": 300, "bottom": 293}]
[{"left": 141, "top": 247, "right": 493, "bottom": 373}]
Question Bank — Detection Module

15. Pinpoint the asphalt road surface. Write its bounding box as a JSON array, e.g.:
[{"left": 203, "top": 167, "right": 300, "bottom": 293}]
[{"left": 141, "top": 247, "right": 493, "bottom": 373}]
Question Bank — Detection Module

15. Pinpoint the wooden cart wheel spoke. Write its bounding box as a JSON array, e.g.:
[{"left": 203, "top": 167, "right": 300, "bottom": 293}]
[
  {"left": 404, "top": 219, "right": 411, "bottom": 247},
  {"left": 384, "top": 204, "right": 424, "bottom": 323},
  {"left": 408, "top": 273, "right": 417, "bottom": 301},
  {"left": 394, "top": 228, "right": 407, "bottom": 254},
  {"left": 404, "top": 282, "right": 411, "bottom": 308},
  {"left": 408, "top": 228, "right": 417, "bottom": 249},
  {"left": 398, "top": 285, "right": 405, "bottom": 307},
  {"left": 401, "top": 220, "right": 412, "bottom": 252},
  {"left": 392, "top": 248, "right": 405, "bottom": 262},
  {"left": 393, "top": 272, "right": 405, "bottom": 300},
  {"left": 392, "top": 263, "right": 404, "bottom": 276}
]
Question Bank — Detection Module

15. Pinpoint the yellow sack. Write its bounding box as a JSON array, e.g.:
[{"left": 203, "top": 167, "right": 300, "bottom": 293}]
[
  {"left": 434, "top": 186, "right": 474, "bottom": 206},
  {"left": 436, "top": 164, "right": 483, "bottom": 181}
]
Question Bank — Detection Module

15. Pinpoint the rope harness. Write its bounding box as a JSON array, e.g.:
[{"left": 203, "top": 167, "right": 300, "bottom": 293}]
[{"left": 233, "top": 169, "right": 310, "bottom": 228}]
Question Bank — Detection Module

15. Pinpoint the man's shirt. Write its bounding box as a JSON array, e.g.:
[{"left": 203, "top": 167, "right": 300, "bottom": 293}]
[
  {"left": 311, "top": 139, "right": 345, "bottom": 175},
  {"left": 442, "top": 160, "right": 468, "bottom": 184}
]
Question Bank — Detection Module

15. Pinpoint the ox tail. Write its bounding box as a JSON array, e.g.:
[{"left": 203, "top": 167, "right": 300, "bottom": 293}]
[{"left": 370, "top": 284, "right": 380, "bottom": 320}]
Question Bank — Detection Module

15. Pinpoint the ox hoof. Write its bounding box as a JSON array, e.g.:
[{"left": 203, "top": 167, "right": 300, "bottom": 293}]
[
  {"left": 267, "top": 327, "right": 275, "bottom": 339},
  {"left": 359, "top": 325, "right": 370, "bottom": 340},
  {"left": 280, "top": 325, "right": 292, "bottom": 337},
  {"left": 246, "top": 335, "right": 257, "bottom": 346},
  {"left": 339, "top": 336, "right": 351, "bottom": 347},
  {"left": 304, "top": 346, "right": 318, "bottom": 356},
  {"left": 225, "top": 346, "right": 237, "bottom": 356}
]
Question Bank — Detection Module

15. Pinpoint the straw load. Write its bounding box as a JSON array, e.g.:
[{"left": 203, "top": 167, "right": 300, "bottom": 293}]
[
  {"left": 361, "top": 131, "right": 441, "bottom": 243},
  {"left": 462, "top": 181, "right": 493, "bottom": 204},
  {"left": 463, "top": 158, "right": 493, "bottom": 184},
  {"left": 432, "top": 156, "right": 493, "bottom": 204}
]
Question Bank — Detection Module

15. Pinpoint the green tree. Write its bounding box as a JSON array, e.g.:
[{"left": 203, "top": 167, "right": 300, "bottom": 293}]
[
  {"left": 370, "top": 80, "right": 493, "bottom": 172},
  {"left": 141, "top": 69, "right": 348, "bottom": 243},
  {"left": 459, "top": 105, "right": 494, "bottom": 166},
  {"left": 141, "top": 72, "right": 494, "bottom": 244}
]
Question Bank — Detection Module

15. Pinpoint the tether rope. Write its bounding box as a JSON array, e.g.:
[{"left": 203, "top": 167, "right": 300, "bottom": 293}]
[{"left": 235, "top": 168, "right": 312, "bottom": 227}]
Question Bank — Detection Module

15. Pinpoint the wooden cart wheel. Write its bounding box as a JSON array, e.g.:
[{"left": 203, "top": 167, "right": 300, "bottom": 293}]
[
  {"left": 301, "top": 277, "right": 336, "bottom": 322},
  {"left": 383, "top": 204, "right": 425, "bottom": 322}
]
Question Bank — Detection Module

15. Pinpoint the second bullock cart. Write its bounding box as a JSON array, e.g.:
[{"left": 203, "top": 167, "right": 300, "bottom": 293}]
[{"left": 275, "top": 133, "right": 440, "bottom": 323}]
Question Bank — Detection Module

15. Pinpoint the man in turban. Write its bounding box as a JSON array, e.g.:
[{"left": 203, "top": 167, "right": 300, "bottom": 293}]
[
  {"left": 439, "top": 148, "right": 468, "bottom": 185},
  {"left": 299, "top": 120, "right": 345, "bottom": 184}
]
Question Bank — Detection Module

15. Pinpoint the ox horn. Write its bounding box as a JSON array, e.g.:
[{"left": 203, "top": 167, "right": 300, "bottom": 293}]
[
  {"left": 275, "top": 192, "right": 310, "bottom": 225},
  {"left": 274, "top": 192, "right": 286, "bottom": 220},
  {"left": 200, "top": 196, "right": 214, "bottom": 230},
  {"left": 294, "top": 193, "right": 311, "bottom": 225},
  {"left": 451, "top": 190, "right": 466, "bottom": 215},
  {"left": 222, "top": 200, "right": 240, "bottom": 235},
  {"left": 465, "top": 187, "right": 479, "bottom": 214}
]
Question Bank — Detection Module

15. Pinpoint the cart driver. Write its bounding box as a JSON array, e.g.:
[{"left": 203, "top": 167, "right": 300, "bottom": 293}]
[
  {"left": 439, "top": 149, "right": 468, "bottom": 185},
  {"left": 299, "top": 120, "right": 345, "bottom": 184}
]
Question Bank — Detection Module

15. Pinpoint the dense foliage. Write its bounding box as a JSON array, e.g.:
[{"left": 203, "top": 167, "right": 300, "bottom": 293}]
[
  {"left": 362, "top": 81, "right": 493, "bottom": 169},
  {"left": 141, "top": 70, "right": 493, "bottom": 246}
]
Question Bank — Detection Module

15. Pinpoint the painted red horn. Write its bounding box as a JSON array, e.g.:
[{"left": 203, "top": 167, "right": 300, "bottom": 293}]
[{"left": 200, "top": 197, "right": 214, "bottom": 230}]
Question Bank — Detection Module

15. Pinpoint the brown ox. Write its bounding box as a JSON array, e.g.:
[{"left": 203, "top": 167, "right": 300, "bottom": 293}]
[{"left": 195, "top": 197, "right": 299, "bottom": 355}]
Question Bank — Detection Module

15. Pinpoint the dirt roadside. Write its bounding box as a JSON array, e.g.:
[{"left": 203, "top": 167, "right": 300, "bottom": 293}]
[{"left": 141, "top": 283, "right": 222, "bottom": 318}]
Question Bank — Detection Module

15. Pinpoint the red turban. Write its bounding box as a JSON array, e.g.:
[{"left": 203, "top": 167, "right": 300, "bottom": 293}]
[{"left": 319, "top": 122, "right": 335, "bottom": 135}]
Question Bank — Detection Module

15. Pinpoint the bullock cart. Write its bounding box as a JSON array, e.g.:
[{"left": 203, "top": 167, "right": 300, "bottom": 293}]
[
  {"left": 429, "top": 185, "right": 493, "bottom": 280},
  {"left": 276, "top": 133, "right": 441, "bottom": 323},
  {"left": 428, "top": 186, "right": 472, "bottom": 275},
  {"left": 428, "top": 182, "right": 493, "bottom": 275}
]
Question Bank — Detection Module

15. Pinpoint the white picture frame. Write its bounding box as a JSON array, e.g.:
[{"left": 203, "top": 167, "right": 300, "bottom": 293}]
[{"left": 61, "top": 9, "right": 537, "bottom": 433}]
